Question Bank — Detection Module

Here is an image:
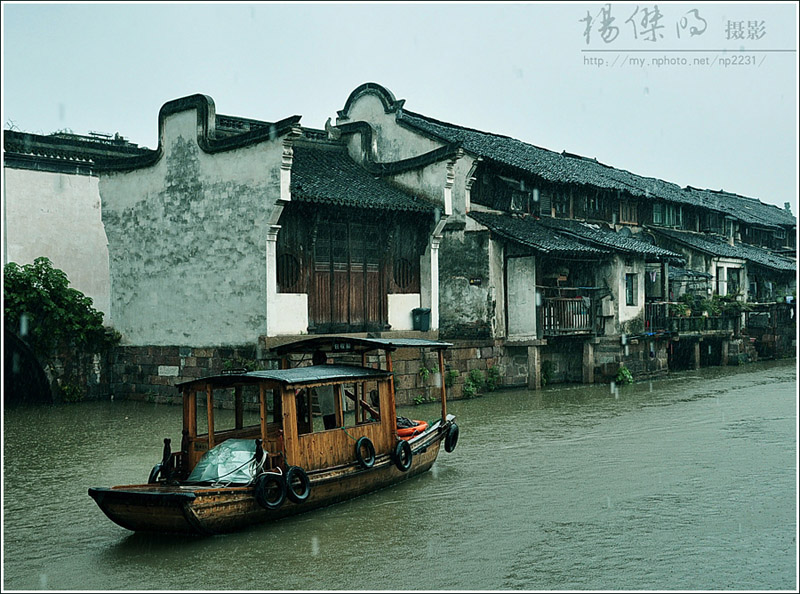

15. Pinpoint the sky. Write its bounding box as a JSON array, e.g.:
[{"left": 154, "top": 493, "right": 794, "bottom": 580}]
[{"left": 2, "top": 1, "right": 798, "bottom": 213}]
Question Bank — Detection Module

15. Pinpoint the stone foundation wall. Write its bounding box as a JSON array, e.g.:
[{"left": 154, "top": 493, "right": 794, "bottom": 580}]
[
  {"left": 109, "top": 344, "right": 261, "bottom": 404},
  {"left": 105, "top": 330, "right": 780, "bottom": 409},
  {"left": 388, "top": 339, "right": 503, "bottom": 405}
]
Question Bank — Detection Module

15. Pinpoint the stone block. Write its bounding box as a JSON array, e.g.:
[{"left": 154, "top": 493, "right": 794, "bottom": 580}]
[
  {"left": 394, "top": 373, "right": 416, "bottom": 391},
  {"left": 158, "top": 365, "right": 180, "bottom": 377}
]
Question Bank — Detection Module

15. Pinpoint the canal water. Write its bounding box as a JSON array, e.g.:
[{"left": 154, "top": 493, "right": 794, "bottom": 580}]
[{"left": 3, "top": 360, "right": 796, "bottom": 591}]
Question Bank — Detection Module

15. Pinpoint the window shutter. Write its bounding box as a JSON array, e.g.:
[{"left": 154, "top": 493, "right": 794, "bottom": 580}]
[
  {"left": 653, "top": 202, "right": 663, "bottom": 225},
  {"left": 539, "top": 191, "right": 552, "bottom": 217}
]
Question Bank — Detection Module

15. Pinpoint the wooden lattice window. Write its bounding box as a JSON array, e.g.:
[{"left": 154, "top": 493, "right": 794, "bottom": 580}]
[
  {"left": 277, "top": 253, "right": 301, "bottom": 290},
  {"left": 620, "top": 200, "right": 638, "bottom": 224},
  {"left": 393, "top": 258, "right": 414, "bottom": 289}
]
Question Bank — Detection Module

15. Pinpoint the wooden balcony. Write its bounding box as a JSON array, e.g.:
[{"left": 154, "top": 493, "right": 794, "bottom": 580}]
[
  {"left": 539, "top": 295, "right": 597, "bottom": 337},
  {"left": 645, "top": 301, "right": 738, "bottom": 334}
]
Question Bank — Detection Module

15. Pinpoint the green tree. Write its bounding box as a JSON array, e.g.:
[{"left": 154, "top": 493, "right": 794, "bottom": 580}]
[{"left": 4, "top": 257, "right": 118, "bottom": 356}]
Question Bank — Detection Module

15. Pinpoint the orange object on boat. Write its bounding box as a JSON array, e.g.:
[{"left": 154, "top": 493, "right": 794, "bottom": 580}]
[{"left": 397, "top": 420, "right": 428, "bottom": 440}]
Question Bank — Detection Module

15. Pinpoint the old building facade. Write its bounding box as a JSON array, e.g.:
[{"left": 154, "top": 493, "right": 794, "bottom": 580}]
[{"left": 4, "top": 83, "right": 796, "bottom": 405}]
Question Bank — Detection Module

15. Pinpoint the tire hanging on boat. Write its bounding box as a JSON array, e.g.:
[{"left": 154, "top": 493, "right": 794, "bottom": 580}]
[
  {"left": 285, "top": 466, "right": 311, "bottom": 504},
  {"left": 254, "top": 472, "right": 287, "bottom": 510},
  {"left": 393, "top": 440, "right": 413, "bottom": 472},
  {"left": 355, "top": 436, "right": 376, "bottom": 469},
  {"left": 444, "top": 422, "right": 459, "bottom": 453}
]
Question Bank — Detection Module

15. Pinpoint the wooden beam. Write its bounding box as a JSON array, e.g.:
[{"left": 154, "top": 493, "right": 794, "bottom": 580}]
[
  {"left": 386, "top": 352, "right": 397, "bottom": 433},
  {"left": 188, "top": 390, "right": 197, "bottom": 438},
  {"left": 234, "top": 385, "right": 243, "bottom": 430},
  {"left": 438, "top": 349, "right": 447, "bottom": 422},
  {"left": 259, "top": 384, "right": 267, "bottom": 443},
  {"left": 206, "top": 384, "right": 215, "bottom": 450}
]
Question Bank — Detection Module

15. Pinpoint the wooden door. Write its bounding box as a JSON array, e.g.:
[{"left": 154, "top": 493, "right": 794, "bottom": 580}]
[{"left": 310, "top": 220, "right": 386, "bottom": 333}]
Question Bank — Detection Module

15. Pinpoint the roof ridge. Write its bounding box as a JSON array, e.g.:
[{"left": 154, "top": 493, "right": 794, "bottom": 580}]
[{"left": 400, "top": 108, "right": 559, "bottom": 154}]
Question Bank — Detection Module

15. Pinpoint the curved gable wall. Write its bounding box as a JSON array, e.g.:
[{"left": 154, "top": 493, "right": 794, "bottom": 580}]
[{"left": 100, "top": 100, "right": 289, "bottom": 346}]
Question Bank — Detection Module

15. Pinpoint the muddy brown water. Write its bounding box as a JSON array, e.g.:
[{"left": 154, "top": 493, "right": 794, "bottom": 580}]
[{"left": 2, "top": 359, "right": 796, "bottom": 590}]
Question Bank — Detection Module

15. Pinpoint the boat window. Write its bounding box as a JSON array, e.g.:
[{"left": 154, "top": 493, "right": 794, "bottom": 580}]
[
  {"left": 342, "top": 381, "right": 381, "bottom": 427},
  {"left": 268, "top": 388, "right": 282, "bottom": 424},
  {"left": 297, "top": 380, "right": 381, "bottom": 435},
  {"left": 295, "top": 388, "right": 314, "bottom": 435},
  {"left": 193, "top": 385, "right": 266, "bottom": 440}
]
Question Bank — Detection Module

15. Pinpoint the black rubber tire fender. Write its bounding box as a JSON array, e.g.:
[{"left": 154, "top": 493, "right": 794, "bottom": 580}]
[
  {"left": 254, "top": 472, "right": 287, "bottom": 510},
  {"left": 285, "top": 466, "right": 311, "bottom": 504},
  {"left": 355, "top": 436, "right": 375, "bottom": 469},
  {"left": 445, "top": 422, "right": 460, "bottom": 453},
  {"left": 393, "top": 439, "right": 413, "bottom": 472}
]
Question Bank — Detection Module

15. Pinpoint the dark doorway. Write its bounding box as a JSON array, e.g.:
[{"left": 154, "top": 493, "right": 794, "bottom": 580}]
[{"left": 4, "top": 331, "right": 52, "bottom": 406}]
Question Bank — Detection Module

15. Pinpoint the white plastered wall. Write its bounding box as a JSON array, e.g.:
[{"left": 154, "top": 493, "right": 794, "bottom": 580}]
[
  {"left": 3, "top": 167, "right": 111, "bottom": 322},
  {"left": 99, "top": 108, "right": 293, "bottom": 346}
]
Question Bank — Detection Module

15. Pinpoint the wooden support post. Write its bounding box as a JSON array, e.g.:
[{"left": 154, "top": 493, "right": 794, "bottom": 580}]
[
  {"left": 528, "top": 345, "right": 542, "bottom": 390},
  {"left": 386, "top": 352, "right": 397, "bottom": 432},
  {"left": 582, "top": 341, "right": 595, "bottom": 384},
  {"left": 259, "top": 384, "right": 267, "bottom": 442},
  {"left": 234, "top": 385, "right": 243, "bottom": 430},
  {"left": 438, "top": 349, "right": 447, "bottom": 422},
  {"left": 361, "top": 352, "right": 368, "bottom": 422},
  {"left": 182, "top": 387, "right": 190, "bottom": 435},
  {"left": 188, "top": 390, "right": 197, "bottom": 438},
  {"left": 206, "top": 384, "right": 215, "bottom": 450}
]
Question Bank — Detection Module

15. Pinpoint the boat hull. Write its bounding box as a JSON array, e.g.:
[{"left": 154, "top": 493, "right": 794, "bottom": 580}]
[{"left": 89, "top": 425, "right": 446, "bottom": 535}]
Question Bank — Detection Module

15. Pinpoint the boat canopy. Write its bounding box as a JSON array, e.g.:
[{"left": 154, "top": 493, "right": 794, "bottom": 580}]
[
  {"left": 176, "top": 364, "right": 391, "bottom": 390},
  {"left": 271, "top": 336, "right": 452, "bottom": 356}
]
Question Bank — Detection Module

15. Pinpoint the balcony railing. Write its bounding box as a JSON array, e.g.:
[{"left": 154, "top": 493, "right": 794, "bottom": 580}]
[
  {"left": 645, "top": 301, "right": 738, "bottom": 333},
  {"left": 539, "top": 296, "right": 595, "bottom": 336}
]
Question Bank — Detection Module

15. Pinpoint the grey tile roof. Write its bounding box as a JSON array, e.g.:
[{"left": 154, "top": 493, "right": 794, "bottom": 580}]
[
  {"left": 686, "top": 186, "right": 796, "bottom": 228},
  {"left": 468, "top": 211, "right": 610, "bottom": 257},
  {"left": 654, "top": 228, "right": 796, "bottom": 272},
  {"left": 398, "top": 110, "right": 795, "bottom": 228},
  {"left": 4, "top": 130, "right": 148, "bottom": 162},
  {"left": 399, "top": 110, "right": 692, "bottom": 202},
  {"left": 290, "top": 143, "right": 435, "bottom": 213},
  {"left": 538, "top": 217, "right": 684, "bottom": 263}
]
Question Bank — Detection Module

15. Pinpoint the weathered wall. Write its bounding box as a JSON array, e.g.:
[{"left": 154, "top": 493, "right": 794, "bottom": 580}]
[
  {"left": 594, "top": 254, "right": 646, "bottom": 333},
  {"left": 438, "top": 222, "right": 495, "bottom": 339},
  {"left": 541, "top": 340, "right": 585, "bottom": 384},
  {"left": 341, "top": 93, "right": 442, "bottom": 163},
  {"left": 3, "top": 167, "right": 111, "bottom": 321},
  {"left": 100, "top": 108, "right": 286, "bottom": 346},
  {"left": 593, "top": 336, "right": 670, "bottom": 380},
  {"left": 507, "top": 255, "right": 537, "bottom": 339}
]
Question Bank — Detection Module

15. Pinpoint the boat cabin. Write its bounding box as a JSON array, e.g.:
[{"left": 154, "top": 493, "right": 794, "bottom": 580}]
[
  {"left": 169, "top": 337, "right": 451, "bottom": 482},
  {"left": 172, "top": 365, "right": 392, "bottom": 481},
  {"left": 89, "top": 336, "right": 457, "bottom": 535}
]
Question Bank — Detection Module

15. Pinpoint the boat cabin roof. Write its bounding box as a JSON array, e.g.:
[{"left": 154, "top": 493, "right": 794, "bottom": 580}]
[
  {"left": 175, "top": 364, "right": 391, "bottom": 390},
  {"left": 271, "top": 336, "right": 452, "bottom": 356}
]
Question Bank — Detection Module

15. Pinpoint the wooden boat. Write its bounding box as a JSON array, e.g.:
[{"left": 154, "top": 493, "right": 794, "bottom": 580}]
[{"left": 89, "top": 337, "right": 459, "bottom": 535}]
